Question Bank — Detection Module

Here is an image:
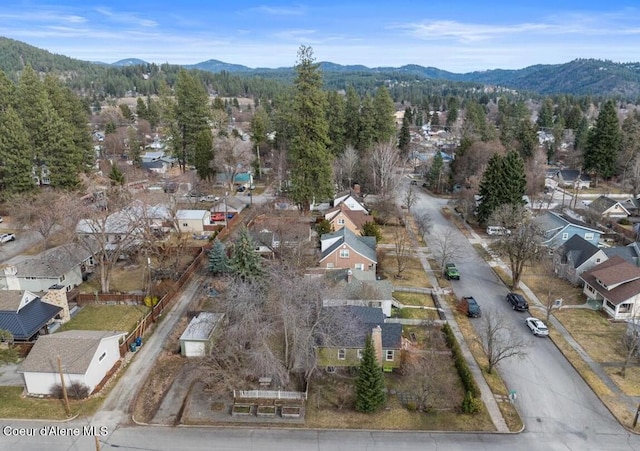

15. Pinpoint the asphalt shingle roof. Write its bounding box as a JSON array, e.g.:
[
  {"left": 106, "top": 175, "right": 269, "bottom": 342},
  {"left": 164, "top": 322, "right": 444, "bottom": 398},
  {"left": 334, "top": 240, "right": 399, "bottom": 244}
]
[
  {"left": 320, "top": 227, "right": 377, "bottom": 263},
  {"left": 556, "top": 235, "right": 601, "bottom": 269},
  {"left": 581, "top": 256, "right": 640, "bottom": 305},
  {"left": 18, "top": 330, "right": 124, "bottom": 374},
  {"left": 323, "top": 306, "right": 402, "bottom": 349}
]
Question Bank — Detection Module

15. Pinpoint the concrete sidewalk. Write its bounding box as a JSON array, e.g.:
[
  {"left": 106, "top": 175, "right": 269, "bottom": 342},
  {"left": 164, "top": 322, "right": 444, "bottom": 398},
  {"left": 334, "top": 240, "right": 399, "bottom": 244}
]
[{"left": 404, "top": 223, "right": 510, "bottom": 433}]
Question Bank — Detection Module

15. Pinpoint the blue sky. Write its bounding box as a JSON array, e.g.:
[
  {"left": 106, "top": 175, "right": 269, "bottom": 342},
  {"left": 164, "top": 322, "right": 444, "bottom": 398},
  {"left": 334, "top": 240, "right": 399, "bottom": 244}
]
[{"left": 1, "top": 1, "right": 640, "bottom": 72}]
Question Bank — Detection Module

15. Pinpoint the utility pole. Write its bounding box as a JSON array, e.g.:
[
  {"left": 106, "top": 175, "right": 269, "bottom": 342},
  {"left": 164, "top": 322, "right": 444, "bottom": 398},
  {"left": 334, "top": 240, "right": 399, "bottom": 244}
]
[
  {"left": 57, "top": 355, "right": 71, "bottom": 417},
  {"left": 634, "top": 403, "right": 640, "bottom": 428},
  {"left": 95, "top": 435, "right": 101, "bottom": 451}
]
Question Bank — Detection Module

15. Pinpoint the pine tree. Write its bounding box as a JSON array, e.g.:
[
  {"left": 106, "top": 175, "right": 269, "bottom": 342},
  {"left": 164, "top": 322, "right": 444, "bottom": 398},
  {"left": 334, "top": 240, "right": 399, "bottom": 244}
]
[
  {"left": 583, "top": 100, "right": 622, "bottom": 181},
  {"left": 0, "top": 106, "right": 34, "bottom": 196},
  {"left": 136, "top": 97, "right": 148, "bottom": 120},
  {"left": 372, "top": 86, "right": 396, "bottom": 144},
  {"left": 357, "top": 94, "right": 376, "bottom": 152},
  {"left": 108, "top": 164, "right": 125, "bottom": 186},
  {"left": 428, "top": 151, "right": 444, "bottom": 193},
  {"left": 537, "top": 98, "right": 554, "bottom": 129},
  {"left": 194, "top": 128, "right": 214, "bottom": 181},
  {"left": 344, "top": 86, "right": 361, "bottom": 148},
  {"left": 229, "top": 228, "right": 263, "bottom": 281},
  {"left": 171, "top": 69, "right": 211, "bottom": 172},
  {"left": 355, "top": 335, "right": 386, "bottom": 413},
  {"left": 288, "top": 46, "right": 333, "bottom": 213},
  {"left": 501, "top": 151, "right": 527, "bottom": 204},
  {"left": 326, "top": 90, "right": 346, "bottom": 157},
  {"left": 208, "top": 240, "right": 230, "bottom": 275},
  {"left": 398, "top": 115, "right": 411, "bottom": 154},
  {"left": 477, "top": 151, "right": 526, "bottom": 223}
]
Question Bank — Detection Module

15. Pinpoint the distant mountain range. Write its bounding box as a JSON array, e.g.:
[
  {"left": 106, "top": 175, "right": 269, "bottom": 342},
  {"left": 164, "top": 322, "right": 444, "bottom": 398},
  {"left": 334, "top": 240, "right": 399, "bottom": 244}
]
[{"left": 3, "top": 36, "right": 640, "bottom": 97}]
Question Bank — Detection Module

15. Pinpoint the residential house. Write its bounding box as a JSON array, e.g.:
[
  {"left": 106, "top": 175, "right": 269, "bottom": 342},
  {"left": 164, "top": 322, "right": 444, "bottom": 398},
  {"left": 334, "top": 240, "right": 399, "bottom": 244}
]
[
  {"left": 580, "top": 256, "right": 640, "bottom": 320},
  {"left": 320, "top": 227, "right": 377, "bottom": 272},
  {"left": 603, "top": 243, "right": 640, "bottom": 266},
  {"left": 18, "top": 330, "right": 125, "bottom": 395},
  {"left": 248, "top": 213, "right": 313, "bottom": 249},
  {"left": 588, "top": 196, "right": 630, "bottom": 219},
  {"left": 316, "top": 305, "right": 402, "bottom": 371},
  {"left": 323, "top": 203, "right": 373, "bottom": 234},
  {"left": 622, "top": 198, "right": 640, "bottom": 217},
  {"left": 323, "top": 268, "right": 395, "bottom": 316},
  {"left": 332, "top": 192, "right": 368, "bottom": 213},
  {"left": 76, "top": 206, "right": 146, "bottom": 249},
  {"left": 176, "top": 209, "right": 211, "bottom": 233},
  {"left": 554, "top": 169, "right": 592, "bottom": 189},
  {"left": 553, "top": 235, "right": 608, "bottom": 285},
  {"left": 179, "top": 312, "right": 225, "bottom": 357},
  {"left": 0, "top": 290, "right": 62, "bottom": 341},
  {"left": 535, "top": 211, "right": 602, "bottom": 248},
  {"left": 211, "top": 196, "right": 245, "bottom": 217},
  {"left": 215, "top": 172, "right": 254, "bottom": 189},
  {"left": 32, "top": 163, "right": 51, "bottom": 186},
  {"left": 0, "top": 242, "right": 96, "bottom": 292}
]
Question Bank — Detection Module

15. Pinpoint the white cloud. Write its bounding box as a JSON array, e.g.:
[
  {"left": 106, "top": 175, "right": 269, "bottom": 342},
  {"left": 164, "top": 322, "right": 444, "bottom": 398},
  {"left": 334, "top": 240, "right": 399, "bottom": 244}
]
[
  {"left": 95, "top": 7, "right": 157, "bottom": 28},
  {"left": 251, "top": 5, "right": 306, "bottom": 16}
]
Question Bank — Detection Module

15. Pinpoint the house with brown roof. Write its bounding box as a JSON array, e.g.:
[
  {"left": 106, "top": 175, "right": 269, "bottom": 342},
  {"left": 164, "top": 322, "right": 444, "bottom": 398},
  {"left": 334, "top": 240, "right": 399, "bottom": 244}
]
[
  {"left": 323, "top": 203, "right": 373, "bottom": 234},
  {"left": 580, "top": 256, "right": 640, "bottom": 320},
  {"left": 17, "top": 330, "right": 125, "bottom": 395}
]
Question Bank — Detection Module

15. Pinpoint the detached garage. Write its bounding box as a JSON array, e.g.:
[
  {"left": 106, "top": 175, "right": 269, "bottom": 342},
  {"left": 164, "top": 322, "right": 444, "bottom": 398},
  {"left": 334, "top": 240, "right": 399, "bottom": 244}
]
[
  {"left": 176, "top": 209, "right": 211, "bottom": 233},
  {"left": 180, "top": 312, "right": 225, "bottom": 357}
]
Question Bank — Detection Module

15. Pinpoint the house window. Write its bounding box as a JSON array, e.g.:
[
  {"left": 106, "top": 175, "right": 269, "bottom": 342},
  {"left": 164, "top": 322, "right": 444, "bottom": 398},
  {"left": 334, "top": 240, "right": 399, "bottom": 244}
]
[
  {"left": 596, "top": 258, "right": 601, "bottom": 263},
  {"left": 60, "top": 274, "right": 65, "bottom": 282},
  {"left": 98, "top": 351, "right": 107, "bottom": 362},
  {"left": 619, "top": 303, "right": 632, "bottom": 313},
  {"left": 327, "top": 263, "right": 335, "bottom": 268},
  {"left": 584, "top": 233, "right": 594, "bottom": 241},
  {"left": 562, "top": 233, "right": 569, "bottom": 240},
  {"left": 338, "top": 349, "right": 346, "bottom": 360},
  {"left": 182, "top": 223, "right": 188, "bottom": 228},
  {"left": 357, "top": 349, "right": 363, "bottom": 359},
  {"left": 606, "top": 300, "right": 616, "bottom": 311},
  {"left": 385, "top": 350, "right": 394, "bottom": 361},
  {"left": 337, "top": 218, "right": 345, "bottom": 225},
  {"left": 355, "top": 263, "right": 364, "bottom": 270},
  {"left": 339, "top": 249, "right": 350, "bottom": 258}
]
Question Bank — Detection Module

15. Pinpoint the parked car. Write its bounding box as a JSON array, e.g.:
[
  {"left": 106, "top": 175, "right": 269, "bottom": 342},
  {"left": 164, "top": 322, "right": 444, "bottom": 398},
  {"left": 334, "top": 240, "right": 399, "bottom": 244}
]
[
  {"left": 199, "top": 195, "right": 220, "bottom": 202},
  {"left": 0, "top": 216, "right": 3, "bottom": 223},
  {"left": 506, "top": 292, "right": 529, "bottom": 311},
  {"left": 525, "top": 317, "right": 549, "bottom": 336},
  {"left": 444, "top": 263, "right": 460, "bottom": 280},
  {"left": 410, "top": 180, "right": 418, "bottom": 185},
  {"left": 237, "top": 185, "right": 246, "bottom": 192},
  {"left": 486, "top": 226, "right": 511, "bottom": 236},
  {"left": 462, "top": 296, "right": 481, "bottom": 318},
  {"left": 0, "top": 233, "right": 15, "bottom": 243}
]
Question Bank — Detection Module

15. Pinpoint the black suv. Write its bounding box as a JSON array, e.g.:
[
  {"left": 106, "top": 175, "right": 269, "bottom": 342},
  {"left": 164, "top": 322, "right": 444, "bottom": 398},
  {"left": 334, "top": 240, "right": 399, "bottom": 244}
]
[
  {"left": 506, "top": 292, "right": 529, "bottom": 311},
  {"left": 462, "top": 296, "right": 481, "bottom": 318}
]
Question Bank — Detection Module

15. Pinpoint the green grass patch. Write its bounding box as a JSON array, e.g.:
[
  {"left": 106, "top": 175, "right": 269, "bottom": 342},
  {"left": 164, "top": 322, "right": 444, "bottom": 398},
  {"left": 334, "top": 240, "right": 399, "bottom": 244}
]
[
  {"left": 79, "top": 265, "right": 146, "bottom": 293},
  {"left": 393, "top": 292, "right": 433, "bottom": 307},
  {"left": 395, "top": 307, "right": 440, "bottom": 320},
  {"left": 0, "top": 386, "right": 104, "bottom": 420},
  {"left": 58, "top": 304, "right": 148, "bottom": 333}
]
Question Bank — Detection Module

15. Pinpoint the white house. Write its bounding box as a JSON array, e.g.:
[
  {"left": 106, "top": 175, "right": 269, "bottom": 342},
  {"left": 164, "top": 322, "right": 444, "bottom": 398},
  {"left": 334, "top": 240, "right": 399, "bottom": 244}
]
[
  {"left": 333, "top": 193, "right": 367, "bottom": 213},
  {"left": 176, "top": 209, "right": 211, "bottom": 233},
  {"left": 0, "top": 242, "right": 96, "bottom": 292},
  {"left": 179, "top": 312, "right": 225, "bottom": 357},
  {"left": 580, "top": 256, "right": 640, "bottom": 320},
  {"left": 18, "top": 330, "right": 125, "bottom": 395}
]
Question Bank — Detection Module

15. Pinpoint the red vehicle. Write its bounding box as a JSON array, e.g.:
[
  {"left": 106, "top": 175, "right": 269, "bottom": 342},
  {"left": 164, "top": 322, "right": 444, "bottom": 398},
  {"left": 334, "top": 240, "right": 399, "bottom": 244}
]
[{"left": 211, "top": 213, "right": 226, "bottom": 222}]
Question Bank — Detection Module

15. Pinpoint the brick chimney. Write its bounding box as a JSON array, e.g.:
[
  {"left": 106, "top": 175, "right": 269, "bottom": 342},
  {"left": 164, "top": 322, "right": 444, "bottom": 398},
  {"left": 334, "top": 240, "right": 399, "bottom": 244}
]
[{"left": 371, "top": 325, "right": 383, "bottom": 365}]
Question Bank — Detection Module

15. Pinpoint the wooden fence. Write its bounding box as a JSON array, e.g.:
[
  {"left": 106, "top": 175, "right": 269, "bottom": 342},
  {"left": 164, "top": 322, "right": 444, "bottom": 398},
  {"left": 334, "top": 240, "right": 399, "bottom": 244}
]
[
  {"left": 76, "top": 293, "right": 146, "bottom": 305},
  {"left": 233, "top": 390, "right": 307, "bottom": 401}
]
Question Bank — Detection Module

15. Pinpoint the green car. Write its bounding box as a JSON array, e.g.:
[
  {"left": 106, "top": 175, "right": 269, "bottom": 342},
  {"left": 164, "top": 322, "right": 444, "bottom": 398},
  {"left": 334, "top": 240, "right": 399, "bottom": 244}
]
[{"left": 445, "top": 263, "right": 460, "bottom": 280}]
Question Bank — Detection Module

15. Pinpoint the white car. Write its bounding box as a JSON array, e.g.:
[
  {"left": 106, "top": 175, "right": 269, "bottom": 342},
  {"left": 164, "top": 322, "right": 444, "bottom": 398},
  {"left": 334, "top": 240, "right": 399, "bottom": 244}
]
[
  {"left": 525, "top": 317, "right": 549, "bottom": 337},
  {"left": 0, "top": 233, "right": 15, "bottom": 243},
  {"left": 199, "top": 195, "right": 220, "bottom": 202}
]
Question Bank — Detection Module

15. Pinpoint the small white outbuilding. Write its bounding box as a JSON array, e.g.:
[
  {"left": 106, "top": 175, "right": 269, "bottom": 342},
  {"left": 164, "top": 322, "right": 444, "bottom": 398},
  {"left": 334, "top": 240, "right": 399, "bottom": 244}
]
[{"left": 180, "top": 312, "right": 225, "bottom": 357}]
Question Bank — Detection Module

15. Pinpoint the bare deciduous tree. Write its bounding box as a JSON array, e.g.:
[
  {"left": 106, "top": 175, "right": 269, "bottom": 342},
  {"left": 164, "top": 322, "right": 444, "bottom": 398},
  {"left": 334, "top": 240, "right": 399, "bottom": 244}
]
[
  {"left": 620, "top": 315, "right": 640, "bottom": 378},
  {"left": 414, "top": 211, "right": 433, "bottom": 239},
  {"left": 393, "top": 226, "right": 411, "bottom": 278},
  {"left": 430, "top": 228, "right": 463, "bottom": 276},
  {"left": 495, "top": 220, "right": 543, "bottom": 289},
  {"left": 371, "top": 141, "right": 401, "bottom": 197},
  {"left": 402, "top": 185, "right": 417, "bottom": 215},
  {"left": 476, "top": 310, "right": 528, "bottom": 373},
  {"left": 214, "top": 136, "right": 254, "bottom": 192},
  {"left": 337, "top": 145, "right": 359, "bottom": 190},
  {"left": 488, "top": 203, "right": 527, "bottom": 230},
  {"left": 402, "top": 351, "right": 454, "bottom": 412}
]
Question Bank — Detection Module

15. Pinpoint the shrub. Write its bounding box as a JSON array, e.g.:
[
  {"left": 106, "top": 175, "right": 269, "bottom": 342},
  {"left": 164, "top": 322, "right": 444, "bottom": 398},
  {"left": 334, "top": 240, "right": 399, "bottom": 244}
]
[
  {"left": 406, "top": 401, "right": 417, "bottom": 412},
  {"left": 462, "top": 391, "right": 482, "bottom": 414},
  {"left": 50, "top": 382, "right": 90, "bottom": 400},
  {"left": 442, "top": 323, "right": 480, "bottom": 400},
  {"left": 618, "top": 218, "right": 632, "bottom": 226},
  {"left": 361, "top": 221, "right": 382, "bottom": 243}
]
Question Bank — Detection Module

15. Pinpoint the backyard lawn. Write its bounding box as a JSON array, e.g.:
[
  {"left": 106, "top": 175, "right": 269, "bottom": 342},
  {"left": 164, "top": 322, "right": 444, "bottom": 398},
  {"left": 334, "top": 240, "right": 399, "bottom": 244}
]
[
  {"left": 378, "top": 253, "right": 431, "bottom": 288},
  {"left": 0, "top": 386, "right": 103, "bottom": 420},
  {"left": 58, "top": 304, "right": 148, "bottom": 334}
]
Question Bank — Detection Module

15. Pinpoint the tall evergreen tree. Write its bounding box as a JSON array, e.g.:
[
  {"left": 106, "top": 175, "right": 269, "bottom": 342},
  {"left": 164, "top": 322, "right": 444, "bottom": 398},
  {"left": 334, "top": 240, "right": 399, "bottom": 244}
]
[
  {"left": 477, "top": 151, "right": 526, "bottom": 223},
  {"left": 372, "top": 86, "right": 396, "bottom": 144},
  {"left": 250, "top": 105, "right": 271, "bottom": 176},
  {"left": 446, "top": 97, "right": 459, "bottom": 127},
  {"left": 0, "top": 106, "right": 34, "bottom": 196},
  {"left": 516, "top": 119, "right": 538, "bottom": 160},
  {"left": 398, "top": 115, "right": 411, "bottom": 154},
  {"left": 208, "top": 240, "right": 230, "bottom": 275},
  {"left": 574, "top": 117, "right": 589, "bottom": 152},
  {"left": 354, "top": 335, "right": 386, "bottom": 413},
  {"left": 194, "top": 128, "right": 214, "bottom": 181},
  {"left": 537, "top": 98, "right": 554, "bottom": 129},
  {"left": 344, "top": 86, "right": 361, "bottom": 148},
  {"left": 136, "top": 97, "right": 148, "bottom": 120},
  {"left": 428, "top": 151, "right": 444, "bottom": 193},
  {"left": 230, "top": 228, "right": 263, "bottom": 282},
  {"left": 357, "top": 94, "right": 376, "bottom": 153},
  {"left": 108, "top": 164, "right": 125, "bottom": 186},
  {"left": 288, "top": 46, "right": 333, "bottom": 213},
  {"left": 583, "top": 100, "right": 621, "bottom": 180},
  {"left": 326, "top": 90, "right": 346, "bottom": 157},
  {"left": 171, "top": 69, "right": 211, "bottom": 172}
]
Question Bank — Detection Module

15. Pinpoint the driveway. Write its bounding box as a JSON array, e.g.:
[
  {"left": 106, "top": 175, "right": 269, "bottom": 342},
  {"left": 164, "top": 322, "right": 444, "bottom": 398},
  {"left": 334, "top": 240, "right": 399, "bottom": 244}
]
[
  {"left": 410, "top": 181, "right": 624, "bottom": 440},
  {"left": 0, "top": 362, "right": 22, "bottom": 386}
]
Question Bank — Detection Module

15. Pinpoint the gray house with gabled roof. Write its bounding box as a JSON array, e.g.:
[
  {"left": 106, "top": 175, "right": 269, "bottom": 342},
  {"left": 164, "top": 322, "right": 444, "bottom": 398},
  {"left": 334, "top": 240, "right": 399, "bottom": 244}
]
[
  {"left": 553, "top": 235, "right": 608, "bottom": 285},
  {"left": 535, "top": 211, "right": 602, "bottom": 248},
  {"left": 588, "top": 196, "right": 630, "bottom": 219},
  {"left": 319, "top": 227, "right": 377, "bottom": 272}
]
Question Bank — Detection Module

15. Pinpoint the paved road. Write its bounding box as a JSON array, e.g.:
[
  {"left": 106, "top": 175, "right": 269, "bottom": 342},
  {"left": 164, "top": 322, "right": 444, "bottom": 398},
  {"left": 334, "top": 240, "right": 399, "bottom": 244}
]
[{"left": 409, "top": 181, "right": 629, "bottom": 441}]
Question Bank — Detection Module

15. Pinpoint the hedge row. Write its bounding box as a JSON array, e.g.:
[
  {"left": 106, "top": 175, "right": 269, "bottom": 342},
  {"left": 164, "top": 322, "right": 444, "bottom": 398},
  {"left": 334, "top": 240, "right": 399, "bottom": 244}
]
[{"left": 442, "top": 322, "right": 482, "bottom": 413}]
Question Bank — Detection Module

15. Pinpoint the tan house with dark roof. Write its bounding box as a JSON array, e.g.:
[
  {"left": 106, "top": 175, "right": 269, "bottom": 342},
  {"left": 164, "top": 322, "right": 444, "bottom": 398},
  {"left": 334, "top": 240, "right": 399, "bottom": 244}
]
[
  {"left": 323, "top": 203, "right": 373, "bottom": 234},
  {"left": 18, "top": 330, "right": 125, "bottom": 395},
  {"left": 580, "top": 255, "right": 640, "bottom": 320}
]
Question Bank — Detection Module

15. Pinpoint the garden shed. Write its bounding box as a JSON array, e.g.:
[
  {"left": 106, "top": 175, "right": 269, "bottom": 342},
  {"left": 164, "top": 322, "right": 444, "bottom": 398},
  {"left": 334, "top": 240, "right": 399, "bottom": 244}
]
[{"left": 180, "top": 312, "right": 225, "bottom": 357}]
